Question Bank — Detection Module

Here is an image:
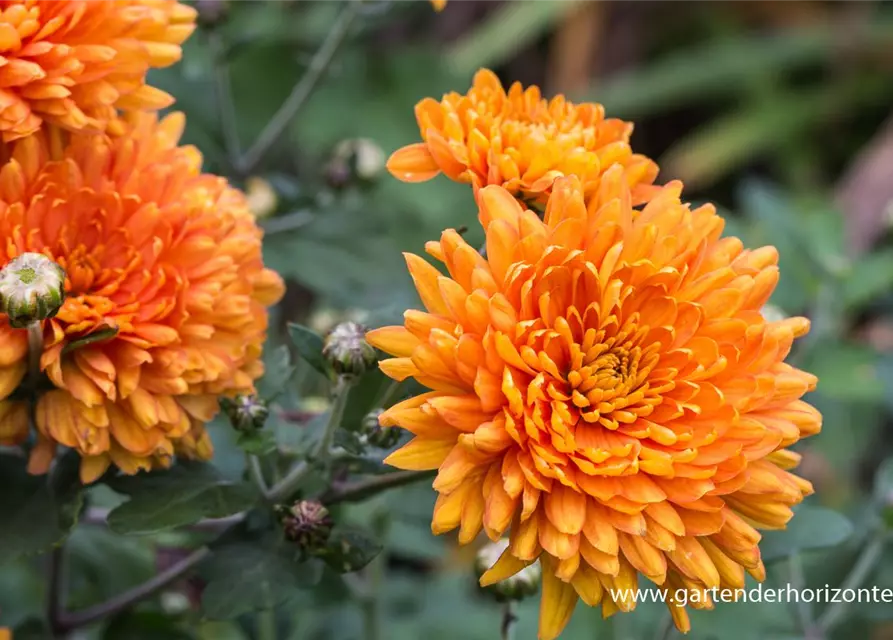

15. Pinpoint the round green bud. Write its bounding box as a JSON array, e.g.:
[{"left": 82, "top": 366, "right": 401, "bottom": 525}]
[
  {"left": 0, "top": 253, "right": 66, "bottom": 329},
  {"left": 322, "top": 321, "right": 377, "bottom": 378},
  {"left": 220, "top": 394, "right": 269, "bottom": 432}
]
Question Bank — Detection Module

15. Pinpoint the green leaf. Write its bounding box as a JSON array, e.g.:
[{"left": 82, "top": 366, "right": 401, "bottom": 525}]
[
  {"left": 256, "top": 344, "right": 295, "bottom": 400},
  {"left": 236, "top": 430, "right": 278, "bottom": 456},
  {"left": 287, "top": 323, "right": 330, "bottom": 378},
  {"left": 318, "top": 528, "right": 383, "bottom": 574},
  {"left": 447, "top": 1, "right": 582, "bottom": 76},
  {"left": 760, "top": 506, "right": 853, "bottom": 563},
  {"left": 801, "top": 341, "right": 884, "bottom": 403},
  {"left": 106, "top": 462, "right": 258, "bottom": 535},
  {"left": 103, "top": 611, "right": 195, "bottom": 640},
  {"left": 842, "top": 249, "right": 893, "bottom": 311},
  {"left": 12, "top": 619, "right": 52, "bottom": 640},
  {"left": 65, "top": 526, "right": 154, "bottom": 610},
  {"left": 61, "top": 326, "right": 119, "bottom": 355},
  {"left": 340, "top": 367, "right": 390, "bottom": 432},
  {"left": 0, "top": 451, "right": 84, "bottom": 564},
  {"left": 595, "top": 19, "right": 893, "bottom": 119},
  {"left": 201, "top": 541, "right": 323, "bottom": 619}
]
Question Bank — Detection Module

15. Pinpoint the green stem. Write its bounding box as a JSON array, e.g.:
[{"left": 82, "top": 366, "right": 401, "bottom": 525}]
[
  {"left": 500, "top": 601, "right": 516, "bottom": 640},
  {"left": 817, "top": 530, "right": 887, "bottom": 632},
  {"left": 375, "top": 380, "right": 402, "bottom": 410},
  {"left": 256, "top": 582, "right": 277, "bottom": 640},
  {"left": 27, "top": 321, "right": 42, "bottom": 387},
  {"left": 209, "top": 29, "right": 242, "bottom": 166},
  {"left": 237, "top": 1, "right": 358, "bottom": 174},
  {"left": 362, "top": 558, "right": 383, "bottom": 640},
  {"left": 266, "top": 376, "right": 352, "bottom": 502},
  {"left": 787, "top": 552, "right": 814, "bottom": 634},
  {"left": 248, "top": 454, "right": 269, "bottom": 494},
  {"left": 54, "top": 547, "right": 211, "bottom": 632},
  {"left": 321, "top": 470, "right": 435, "bottom": 505}
]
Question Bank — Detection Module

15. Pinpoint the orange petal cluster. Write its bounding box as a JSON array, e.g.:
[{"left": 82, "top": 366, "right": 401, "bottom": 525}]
[
  {"left": 0, "top": 0, "right": 196, "bottom": 142},
  {"left": 367, "top": 173, "right": 820, "bottom": 638},
  {"left": 386, "top": 69, "right": 659, "bottom": 205},
  {"left": 0, "top": 113, "right": 284, "bottom": 483}
]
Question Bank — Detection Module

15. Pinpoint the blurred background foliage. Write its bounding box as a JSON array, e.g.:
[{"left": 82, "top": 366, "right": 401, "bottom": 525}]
[{"left": 5, "top": 1, "right": 893, "bottom": 639}]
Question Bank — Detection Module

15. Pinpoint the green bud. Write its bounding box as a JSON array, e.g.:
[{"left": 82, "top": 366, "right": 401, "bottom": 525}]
[
  {"left": 220, "top": 394, "right": 269, "bottom": 432},
  {"left": 277, "top": 500, "right": 334, "bottom": 552},
  {"left": 0, "top": 253, "right": 66, "bottom": 328},
  {"left": 361, "top": 409, "right": 401, "bottom": 449},
  {"left": 475, "top": 539, "right": 541, "bottom": 602},
  {"left": 322, "top": 321, "right": 377, "bottom": 378}
]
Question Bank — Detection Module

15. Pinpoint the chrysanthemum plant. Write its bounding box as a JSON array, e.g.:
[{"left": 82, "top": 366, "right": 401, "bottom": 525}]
[{"left": 0, "top": 2, "right": 890, "bottom": 640}]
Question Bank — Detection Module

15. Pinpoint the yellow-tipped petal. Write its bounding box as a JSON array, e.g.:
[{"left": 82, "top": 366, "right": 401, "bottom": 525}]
[
  {"left": 479, "top": 547, "right": 533, "bottom": 587},
  {"left": 384, "top": 437, "right": 455, "bottom": 470},
  {"left": 539, "top": 557, "right": 580, "bottom": 640}
]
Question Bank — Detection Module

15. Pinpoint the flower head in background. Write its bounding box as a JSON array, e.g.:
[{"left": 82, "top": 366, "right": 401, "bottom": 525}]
[
  {"left": 367, "top": 172, "right": 820, "bottom": 638},
  {"left": 430, "top": 0, "right": 447, "bottom": 11},
  {"left": 0, "top": 0, "right": 196, "bottom": 142},
  {"left": 387, "top": 69, "right": 659, "bottom": 206},
  {"left": 0, "top": 112, "right": 284, "bottom": 482}
]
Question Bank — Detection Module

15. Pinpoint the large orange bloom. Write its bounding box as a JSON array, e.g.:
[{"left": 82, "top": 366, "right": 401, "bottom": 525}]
[
  {"left": 386, "top": 69, "right": 659, "bottom": 206},
  {"left": 367, "top": 172, "right": 820, "bottom": 638},
  {"left": 0, "top": 0, "right": 196, "bottom": 142},
  {"left": 0, "top": 113, "right": 284, "bottom": 483}
]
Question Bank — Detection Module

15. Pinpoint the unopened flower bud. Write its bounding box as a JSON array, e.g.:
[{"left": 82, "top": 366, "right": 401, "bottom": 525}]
[
  {"left": 475, "top": 539, "right": 541, "bottom": 602},
  {"left": 0, "top": 253, "right": 65, "bottom": 328},
  {"left": 323, "top": 322, "right": 377, "bottom": 378},
  {"left": 277, "top": 500, "right": 333, "bottom": 552},
  {"left": 361, "top": 409, "right": 401, "bottom": 449},
  {"left": 220, "top": 394, "right": 269, "bottom": 432}
]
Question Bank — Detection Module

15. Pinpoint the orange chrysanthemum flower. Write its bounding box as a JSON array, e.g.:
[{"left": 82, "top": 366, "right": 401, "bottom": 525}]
[
  {"left": 0, "top": 113, "right": 284, "bottom": 483},
  {"left": 0, "top": 0, "right": 197, "bottom": 142},
  {"left": 386, "top": 69, "right": 659, "bottom": 206},
  {"left": 367, "top": 172, "right": 820, "bottom": 638}
]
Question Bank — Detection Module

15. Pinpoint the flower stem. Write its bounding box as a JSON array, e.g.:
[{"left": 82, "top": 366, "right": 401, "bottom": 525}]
[
  {"left": 248, "top": 453, "right": 269, "bottom": 494},
  {"left": 817, "top": 530, "right": 887, "bottom": 632},
  {"left": 256, "top": 582, "right": 277, "bottom": 640},
  {"left": 27, "top": 321, "right": 42, "bottom": 388},
  {"left": 237, "top": 1, "right": 358, "bottom": 174},
  {"left": 53, "top": 547, "right": 211, "bottom": 632},
  {"left": 500, "top": 601, "right": 516, "bottom": 640},
  {"left": 266, "top": 376, "right": 352, "bottom": 503},
  {"left": 322, "top": 470, "right": 435, "bottom": 505},
  {"left": 787, "top": 552, "right": 815, "bottom": 634},
  {"left": 209, "top": 29, "right": 242, "bottom": 167},
  {"left": 46, "top": 545, "right": 66, "bottom": 634}
]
